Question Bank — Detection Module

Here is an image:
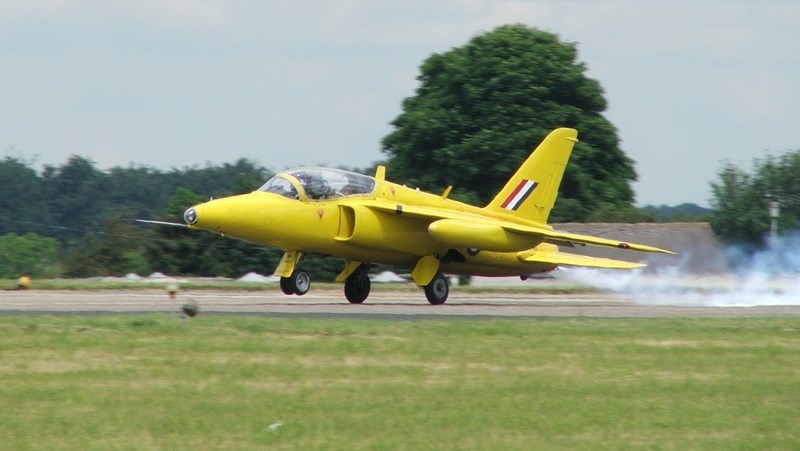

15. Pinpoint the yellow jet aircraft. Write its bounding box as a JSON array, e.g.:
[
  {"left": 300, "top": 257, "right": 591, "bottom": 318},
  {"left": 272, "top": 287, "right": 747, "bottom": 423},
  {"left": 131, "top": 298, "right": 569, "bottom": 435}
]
[{"left": 173, "top": 128, "right": 673, "bottom": 304}]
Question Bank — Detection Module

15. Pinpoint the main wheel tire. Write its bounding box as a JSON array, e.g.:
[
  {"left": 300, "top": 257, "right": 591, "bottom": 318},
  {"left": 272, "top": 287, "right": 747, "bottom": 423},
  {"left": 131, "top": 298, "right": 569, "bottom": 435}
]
[
  {"left": 290, "top": 269, "right": 311, "bottom": 296},
  {"left": 279, "top": 277, "right": 294, "bottom": 295},
  {"left": 344, "top": 272, "right": 371, "bottom": 304},
  {"left": 424, "top": 272, "right": 449, "bottom": 305}
]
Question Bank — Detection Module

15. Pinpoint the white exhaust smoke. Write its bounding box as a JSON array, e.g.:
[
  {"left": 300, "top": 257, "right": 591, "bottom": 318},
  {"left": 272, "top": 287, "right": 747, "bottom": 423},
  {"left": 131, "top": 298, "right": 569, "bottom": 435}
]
[{"left": 557, "top": 234, "right": 800, "bottom": 307}]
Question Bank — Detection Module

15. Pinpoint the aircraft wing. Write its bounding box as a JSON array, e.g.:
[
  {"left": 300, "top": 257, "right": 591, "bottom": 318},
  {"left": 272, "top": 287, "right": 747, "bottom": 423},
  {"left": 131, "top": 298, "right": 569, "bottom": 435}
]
[
  {"left": 529, "top": 228, "right": 674, "bottom": 254},
  {"left": 360, "top": 200, "right": 674, "bottom": 255},
  {"left": 359, "top": 200, "right": 464, "bottom": 221},
  {"left": 517, "top": 248, "right": 645, "bottom": 269}
]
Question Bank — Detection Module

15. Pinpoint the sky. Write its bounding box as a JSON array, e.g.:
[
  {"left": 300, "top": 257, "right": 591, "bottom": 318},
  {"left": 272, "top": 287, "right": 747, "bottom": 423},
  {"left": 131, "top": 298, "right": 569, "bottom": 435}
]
[{"left": 2, "top": 1, "right": 799, "bottom": 207}]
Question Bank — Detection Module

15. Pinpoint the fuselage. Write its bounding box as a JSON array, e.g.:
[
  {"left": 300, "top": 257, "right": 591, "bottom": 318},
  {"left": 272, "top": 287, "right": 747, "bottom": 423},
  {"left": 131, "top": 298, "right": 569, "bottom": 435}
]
[{"left": 186, "top": 167, "right": 557, "bottom": 277}]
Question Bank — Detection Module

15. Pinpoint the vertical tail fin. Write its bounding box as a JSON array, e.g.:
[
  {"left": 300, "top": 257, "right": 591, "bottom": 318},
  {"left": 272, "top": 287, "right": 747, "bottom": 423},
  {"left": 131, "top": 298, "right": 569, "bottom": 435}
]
[{"left": 485, "top": 128, "right": 578, "bottom": 224}]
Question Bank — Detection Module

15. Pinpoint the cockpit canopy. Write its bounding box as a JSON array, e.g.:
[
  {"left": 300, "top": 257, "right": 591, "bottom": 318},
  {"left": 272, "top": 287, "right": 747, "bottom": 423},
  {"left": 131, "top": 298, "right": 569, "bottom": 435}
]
[{"left": 258, "top": 167, "right": 376, "bottom": 201}]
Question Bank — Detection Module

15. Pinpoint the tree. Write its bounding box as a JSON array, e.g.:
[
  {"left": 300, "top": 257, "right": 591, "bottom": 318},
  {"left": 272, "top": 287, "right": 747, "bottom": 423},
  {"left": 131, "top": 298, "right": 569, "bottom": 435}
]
[
  {"left": 61, "top": 213, "right": 154, "bottom": 277},
  {"left": 172, "top": 158, "right": 271, "bottom": 200},
  {"left": 0, "top": 157, "right": 49, "bottom": 236},
  {"left": 41, "top": 156, "right": 107, "bottom": 242},
  {"left": 711, "top": 152, "right": 800, "bottom": 245},
  {"left": 102, "top": 165, "right": 176, "bottom": 220},
  {"left": 0, "top": 233, "right": 61, "bottom": 278},
  {"left": 382, "top": 24, "right": 636, "bottom": 221}
]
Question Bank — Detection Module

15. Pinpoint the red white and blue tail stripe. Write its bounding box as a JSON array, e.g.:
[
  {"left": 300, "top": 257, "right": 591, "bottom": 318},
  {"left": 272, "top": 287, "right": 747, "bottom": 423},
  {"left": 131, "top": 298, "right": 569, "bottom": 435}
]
[{"left": 500, "top": 179, "right": 538, "bottom": 211}]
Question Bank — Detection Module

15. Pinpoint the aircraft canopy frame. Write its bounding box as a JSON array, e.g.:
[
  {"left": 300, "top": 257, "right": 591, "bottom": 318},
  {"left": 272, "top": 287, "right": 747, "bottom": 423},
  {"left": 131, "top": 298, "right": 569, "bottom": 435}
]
[{"left": 258, "top": 167, "right": 376, "bottom": 201}]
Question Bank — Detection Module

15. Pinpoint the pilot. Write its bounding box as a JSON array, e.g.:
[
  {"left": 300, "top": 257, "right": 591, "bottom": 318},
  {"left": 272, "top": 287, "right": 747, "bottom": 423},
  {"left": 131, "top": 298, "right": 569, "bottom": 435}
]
[
  {"left": 304, "top": 174, "right": 330, "bottom": 200},
  {"left": 338, "top": 175, "right": 357, "bottom": 196}
]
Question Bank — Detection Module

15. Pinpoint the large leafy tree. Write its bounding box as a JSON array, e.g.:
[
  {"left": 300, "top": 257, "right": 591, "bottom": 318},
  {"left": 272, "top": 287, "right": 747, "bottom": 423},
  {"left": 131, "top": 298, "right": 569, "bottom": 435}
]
[{"left": 382, "top": 24, "right": 636, "bottom": 221}]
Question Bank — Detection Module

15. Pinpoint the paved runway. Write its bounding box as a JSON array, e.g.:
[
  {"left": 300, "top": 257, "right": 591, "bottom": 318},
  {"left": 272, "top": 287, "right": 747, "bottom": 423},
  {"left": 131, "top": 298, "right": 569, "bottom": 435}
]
[{"left": 2, "top": 289, "right": 799, "bottom": 318}]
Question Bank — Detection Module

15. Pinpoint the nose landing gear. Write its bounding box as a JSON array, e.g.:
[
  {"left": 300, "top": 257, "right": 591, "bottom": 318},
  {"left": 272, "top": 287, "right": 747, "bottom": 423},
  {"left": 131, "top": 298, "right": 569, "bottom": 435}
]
[{"left": 424, "top": 272, "right": 449, "bottom": 305}]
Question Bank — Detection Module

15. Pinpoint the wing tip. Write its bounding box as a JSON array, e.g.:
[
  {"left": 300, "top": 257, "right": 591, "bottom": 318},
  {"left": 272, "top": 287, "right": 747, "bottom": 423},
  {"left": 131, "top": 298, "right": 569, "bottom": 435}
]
[{"left": 618, "top": 242, "right": 676, "bottom": 255}]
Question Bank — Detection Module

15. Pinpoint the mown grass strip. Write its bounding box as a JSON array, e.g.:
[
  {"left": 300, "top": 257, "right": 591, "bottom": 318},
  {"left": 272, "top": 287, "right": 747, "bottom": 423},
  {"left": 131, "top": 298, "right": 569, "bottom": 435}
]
[
  {"left": 0, "top": 315, "right": 797, "bottom": 449},
  {"left": 0, "top": 278, "right": 599, "bottom": 294}
]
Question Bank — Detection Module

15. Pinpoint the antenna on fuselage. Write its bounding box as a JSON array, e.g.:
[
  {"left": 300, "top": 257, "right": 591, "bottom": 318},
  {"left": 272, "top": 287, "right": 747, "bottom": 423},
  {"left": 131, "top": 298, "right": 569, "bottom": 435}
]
[{"left": 441, "top": 186, "right": 453, "bottom": 199}]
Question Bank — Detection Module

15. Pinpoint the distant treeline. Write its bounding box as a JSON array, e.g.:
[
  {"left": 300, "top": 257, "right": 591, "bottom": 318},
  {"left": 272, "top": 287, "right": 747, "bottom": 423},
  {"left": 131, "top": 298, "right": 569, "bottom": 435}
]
[
  {"left": 0, "top": 155, "right": 270, "bottom": 242},
  {"left": 0, "top": 155, "right": 306, "bottom": 279}
]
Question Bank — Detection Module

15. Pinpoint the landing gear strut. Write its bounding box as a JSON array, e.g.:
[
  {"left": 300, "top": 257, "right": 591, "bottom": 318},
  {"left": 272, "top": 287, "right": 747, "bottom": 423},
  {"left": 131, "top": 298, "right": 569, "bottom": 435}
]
[
  {"left": 280, "top": 269, "right": 310, "bottom": 296},
  {"left": 424, "top": 272, "right": 449, "bottom": 305},
  {"left": 344, "top": 265, "right": 371, "bottom": 304}
]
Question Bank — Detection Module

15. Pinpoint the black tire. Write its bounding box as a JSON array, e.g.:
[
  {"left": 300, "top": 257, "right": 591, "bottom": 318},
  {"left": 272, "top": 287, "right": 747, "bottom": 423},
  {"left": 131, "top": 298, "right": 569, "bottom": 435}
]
[
  {"left": 424, "top": 272, "right": 449, "bottom": 305},
  {"left": 290, "top": 269, "right": 311, "bottom": 296},
  {"left": 279, "top": 277, "right": 294, "bottom": 295},
  {"left": 344, "top": 271, "right": 371, "bottom": 304}
]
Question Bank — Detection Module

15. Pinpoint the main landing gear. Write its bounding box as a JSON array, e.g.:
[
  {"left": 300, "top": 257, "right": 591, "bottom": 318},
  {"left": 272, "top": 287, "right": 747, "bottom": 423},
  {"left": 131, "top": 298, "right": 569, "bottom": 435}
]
[
  {"left": 276, "top": 256, "right": 450, "bottom": 305},
  {"left": 344, "top": 265, "right": 371, "bottom": 304},
  {"left": 341, "top": 264, "right": 448, "bottom": 305},
  {"left": 280, "top": 269, "right": 310, "bottom": 296}
]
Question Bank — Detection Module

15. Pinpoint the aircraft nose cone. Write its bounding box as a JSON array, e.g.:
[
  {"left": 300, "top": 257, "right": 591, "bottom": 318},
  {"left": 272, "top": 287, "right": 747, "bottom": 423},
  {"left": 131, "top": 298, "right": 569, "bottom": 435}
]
[{"left": 184, "top": 207, "right": 198, "bottom": 225}]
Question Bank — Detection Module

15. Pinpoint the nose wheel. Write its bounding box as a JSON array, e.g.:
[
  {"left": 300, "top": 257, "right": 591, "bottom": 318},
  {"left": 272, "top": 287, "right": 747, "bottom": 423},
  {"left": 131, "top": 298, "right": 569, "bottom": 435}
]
[
  {"left": 280, "top": 269, "right": 310, "bottom": 296},
  {"left": 424, "top": 272, "right": 449, "bottom": 305}
]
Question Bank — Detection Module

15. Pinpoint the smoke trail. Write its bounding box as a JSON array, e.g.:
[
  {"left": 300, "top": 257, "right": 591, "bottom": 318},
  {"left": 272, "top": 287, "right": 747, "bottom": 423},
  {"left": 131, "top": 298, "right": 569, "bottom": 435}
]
[{"left": 557, "top": 234, "right": 800, "bottom": 307}]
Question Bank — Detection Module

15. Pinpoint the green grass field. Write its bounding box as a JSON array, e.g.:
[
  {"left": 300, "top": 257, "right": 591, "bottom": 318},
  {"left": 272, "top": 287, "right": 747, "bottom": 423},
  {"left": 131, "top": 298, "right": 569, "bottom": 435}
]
[{"left": 1, "top": 315, "right": 798, "bottom": 449}]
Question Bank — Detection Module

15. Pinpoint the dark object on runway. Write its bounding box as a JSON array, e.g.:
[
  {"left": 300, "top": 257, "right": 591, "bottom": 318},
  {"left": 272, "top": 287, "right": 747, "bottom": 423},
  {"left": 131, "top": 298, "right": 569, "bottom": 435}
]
[{"left": 181, "top": 300, "right": 199, "bottom": 317}]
